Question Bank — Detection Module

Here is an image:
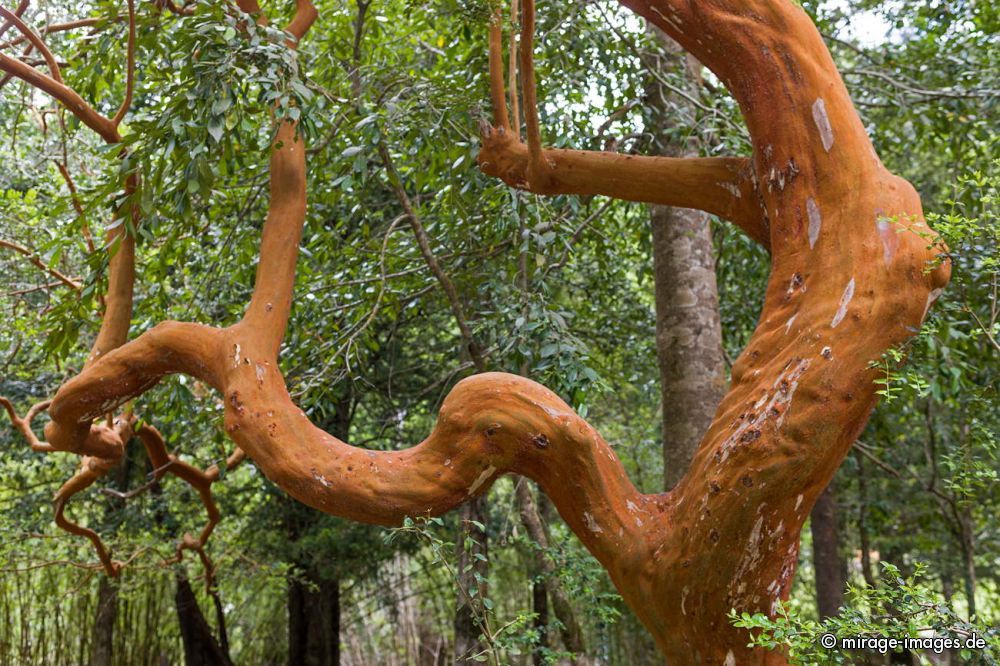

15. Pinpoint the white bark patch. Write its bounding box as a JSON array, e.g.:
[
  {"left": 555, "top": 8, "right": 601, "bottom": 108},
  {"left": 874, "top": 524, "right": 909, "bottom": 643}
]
[
  {"left": 830, "top": 278, "right": 856, "bottom": 328},
  {"left": 467, "top": 465, "right": 496, "bottom": 496},
  {"left": 730, "top": 510, "right": 769, "bottom": 605},
  {"left": 784, "top": 313, "right": 798, "bottom": 334},
  {"left": 921, "top": 288, "right": 944, "bottom": 323},
  {"left": 724, "top": 650, "right": 736, "bottom": 666},
  {"left": 876, "top": 216, "right": 898, "bottom": 265},
  {"left": 583, "top": 511, "right": 603, "bottom": 534},
  {"left": 232, "top": 343, "right": 241, "bottom": 368},
  {"left": 255, "top": 363, "right": 266, "bottom": 385},
  {"left": 806, "top": 197, "right": 822, "bottom": 249},
  {"left": 311, "top": 469, "right": 332, "bottom": 488},
  {"left": 795, "top": 494, "right": 804, "bottom": 511},
  {"left": 717, "top": 181, "right": 742, "bottom": 198},
  {"left": 811, "top": 98, "right": 834, "bottom": 152}
]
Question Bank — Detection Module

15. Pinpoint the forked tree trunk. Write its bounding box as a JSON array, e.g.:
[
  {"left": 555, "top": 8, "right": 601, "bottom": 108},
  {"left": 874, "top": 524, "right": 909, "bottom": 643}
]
[{"left": 37, "top": 0, "right": 950, "bottom": 662}]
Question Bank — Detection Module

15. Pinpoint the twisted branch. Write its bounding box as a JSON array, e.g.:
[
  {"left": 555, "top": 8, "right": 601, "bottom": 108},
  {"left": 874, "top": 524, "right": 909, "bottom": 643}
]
[
  {"left": 0, "top": 5, "right": 62, "bottom": 82},
  {"left": 477, "top": 0, "right": 768, "bottom": 246},
  {"left": 0, "top": 238, "right": 81, "bottom": 290}
]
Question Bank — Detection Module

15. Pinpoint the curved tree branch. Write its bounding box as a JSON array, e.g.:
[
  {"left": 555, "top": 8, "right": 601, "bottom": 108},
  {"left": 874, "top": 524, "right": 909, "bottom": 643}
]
[
  {"left": 0, "top": 398, "right": 55, "bottom": 451},
  {"left": 0, "top": 51, "right": 119, "bottom": 141},
  {"left": 0, "top": 0, "right": 27, "bottom": 41},
  {"left": 477, "top": 132, "right": 767, "bottom": 246},
  {"left": 478, "top": 0, "right": 768, "bottom": 247},
  {"left": 23, "top": 0, "right": 953, "bottom": 662},
  {"left": 135, "top": 422, "right": 244, "bottom": 587},
  {"left": 0, "top": 238, "right": 81, "bottom": 290},
  {"left": 0, "top": 5, "right": 63, "bottom": 82},
  {"left": 0, "top": 18, "right": 104, "bottom": 50}
]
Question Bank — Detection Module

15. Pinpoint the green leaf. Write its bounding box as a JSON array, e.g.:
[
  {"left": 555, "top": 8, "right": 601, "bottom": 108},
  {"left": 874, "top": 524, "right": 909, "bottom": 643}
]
[{"left": 207, "top": 116, "right": 225, "bottom": 143}]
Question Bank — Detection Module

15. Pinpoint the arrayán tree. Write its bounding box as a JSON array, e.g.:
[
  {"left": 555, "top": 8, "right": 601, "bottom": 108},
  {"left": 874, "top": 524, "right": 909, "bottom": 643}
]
[{"left": 1, "top": 0, "right": 949, "bottom": 661}]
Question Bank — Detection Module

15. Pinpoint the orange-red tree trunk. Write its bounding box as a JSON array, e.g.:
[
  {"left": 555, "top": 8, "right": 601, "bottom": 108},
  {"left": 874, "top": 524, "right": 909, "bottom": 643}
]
[{"left": 6, "top": 0, "right": 950, "bottom": 662}]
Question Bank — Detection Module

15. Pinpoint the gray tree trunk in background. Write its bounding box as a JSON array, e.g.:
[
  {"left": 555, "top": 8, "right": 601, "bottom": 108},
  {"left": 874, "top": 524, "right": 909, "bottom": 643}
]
[
  {"left": 645, "top": 28, "right": 727, "bottom": 491},
  {"left": 810, "top": 484, "right": 847, "bottom": 619}
]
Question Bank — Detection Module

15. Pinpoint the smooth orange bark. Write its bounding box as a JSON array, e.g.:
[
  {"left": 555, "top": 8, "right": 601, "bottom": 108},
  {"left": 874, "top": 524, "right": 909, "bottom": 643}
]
[{"left": 8, "top": 0, "right": 951, "bottom": 662}]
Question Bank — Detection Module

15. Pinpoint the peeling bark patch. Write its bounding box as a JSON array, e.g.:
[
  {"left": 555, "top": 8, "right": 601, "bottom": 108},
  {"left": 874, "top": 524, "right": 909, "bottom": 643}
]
[
  {"left": 795, "top": 494, "right": 804, "bottom": 511},
  {"left": 876, "top": 216, "right": 899, "bottom": 265},
  {"left": 767, "top": 158, "right": 800, "bottom": 192},
  {"left": 830, "top": 278, "right": 856, "bottom": 328},
  {"left": 821, "top": 346, "right": 832, "bottom": 360},
  {"left": 724, "top": 650, "right": 736, "bottom": 666},
  {"left": 583, "top": 511, "right": 603, "bottom": 534},
  {"left": 717, "top": 181, "right": 742, "bottom": 198},
  {"left": 811, "top": 97, "right": 834, "bottom": 152},
  {"left": 806, "top": 197, "right": 821, "bottom": 249},
  {"left": 730, "top": 513, "right": 767, "bottom": 603},
  {"left": 232, "top": 343, "right": 241, "bottom": 368},
  {"left": 228, "top": 391, "right": 244, "bottom": 416},
  {"left": 311, "top": 468, "right": 332, "bottom": 488},
  {"left": 717, "top": 358, "right": 810, "bottom": 461},
  {"left": 784, "top": 313, "right": 798, "bottom": 334},
  {"left": 255, "top": 363, "right": 266, "bottom": 385},
  {"left": 785, "top": 272, "right": 806, "bottom": 300},
  {"left": 530, "top": 433, "right": 549, "bottom": 449},
  {"left": 467, "top": 465, "right": 496, "bottom": 496},
  {"left": 626, "top": 500, "right": 645, "bottom": 526}
]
